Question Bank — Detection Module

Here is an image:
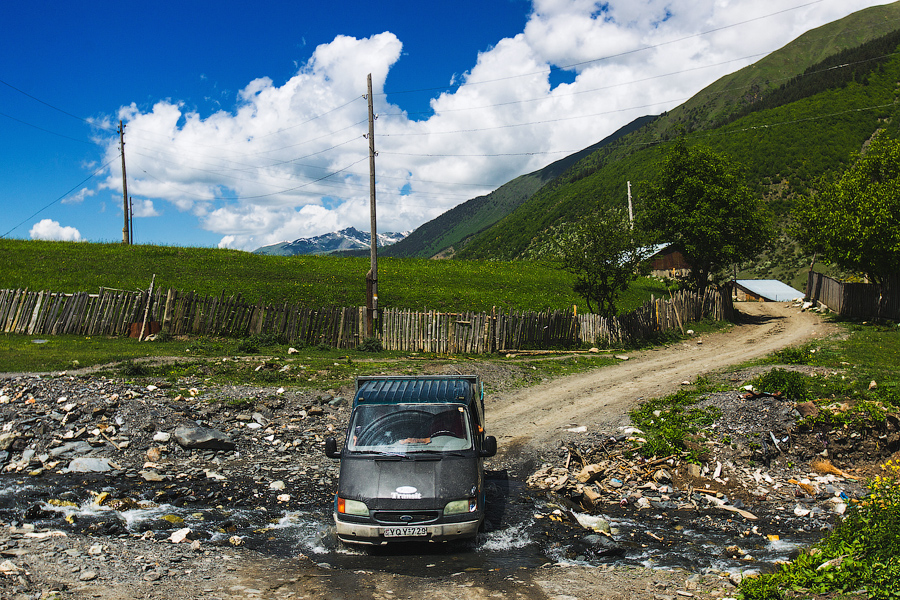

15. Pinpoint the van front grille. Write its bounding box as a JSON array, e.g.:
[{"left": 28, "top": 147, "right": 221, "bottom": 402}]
[{"left": 373, "top": 511, "right": 440, "bottom": 524}]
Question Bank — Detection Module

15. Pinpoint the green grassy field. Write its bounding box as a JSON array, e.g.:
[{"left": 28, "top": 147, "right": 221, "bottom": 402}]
[{"left": 0, "top": 238, "right": 671, "bottom": 313}]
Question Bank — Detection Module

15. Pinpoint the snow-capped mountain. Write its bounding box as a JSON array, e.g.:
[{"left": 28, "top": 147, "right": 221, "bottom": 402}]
[{"left": 252, "top": 227, "right": 410, "bottom": 256}]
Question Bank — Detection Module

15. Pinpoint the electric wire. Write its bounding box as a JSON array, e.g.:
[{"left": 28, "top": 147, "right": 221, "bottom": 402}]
[
  {"left": 378, "top": 0, "right": 828, "bottom": 96},
  {"left": 1, "top": 155, "right": 119, "bottom": 239},
  {"left": 5, "top": 1, "right": 898, "bottom": 237}
]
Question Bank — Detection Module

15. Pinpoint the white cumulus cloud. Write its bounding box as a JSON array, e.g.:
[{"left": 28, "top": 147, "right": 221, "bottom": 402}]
[
  {"left": 97, "top": 0, "right": 890, "bottom": 250},
  {"left": 62, "top": 188, "right": 96, "bottom": 205},
  {"left": 30, "top": 219, "right": 82, "bottom": 242}
]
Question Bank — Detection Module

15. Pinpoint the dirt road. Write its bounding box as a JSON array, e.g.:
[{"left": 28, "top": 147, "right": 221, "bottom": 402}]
[{"left": 490, "top": 301, "right": 834, "bottom": 453}]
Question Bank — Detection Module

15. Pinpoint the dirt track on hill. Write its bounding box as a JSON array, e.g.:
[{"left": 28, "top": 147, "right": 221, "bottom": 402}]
[{"left": 489, "top": 301, "right": 836, "bottom": 455}]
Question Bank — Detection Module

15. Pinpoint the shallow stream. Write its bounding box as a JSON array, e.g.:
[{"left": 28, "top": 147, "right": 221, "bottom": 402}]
[{"left": 0, "top": 470, "right": 831, "bottom": 579}]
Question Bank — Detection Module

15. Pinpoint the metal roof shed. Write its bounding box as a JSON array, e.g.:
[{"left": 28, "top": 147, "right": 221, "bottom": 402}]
[{"left": 733, "top": 280, "right": 805, "bottom": 302}]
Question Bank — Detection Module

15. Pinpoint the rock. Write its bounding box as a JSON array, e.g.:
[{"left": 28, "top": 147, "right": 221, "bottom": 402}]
[
  {"left": 574, "top": 514, "right": 611, "bottom": 533},
  {"left": 0, "top": 559, "right": 21, "bottom": 575},
  {"left": 65, "top": 457, "right": 112, "bottom": 473},
  {"left": 582, "top": 486, "right": 602, "bottom": 506},
  {"left": 146, "top": 447, "right": 162, "bottom": 462},
  {"left": 152, "top": 431, "right": 171, "bottom": 443},
  {"left": 685, "top": 464, "right": 702, "bottom": 478},
  {"left": 169, "top": 528, "right": 192, "bottom": 543},
  {"left": 140, "top": 470, "right": 165, "bottom": 482},
  {"left": 173, "top": 426, "right": 235, "bottom": 451},
  {"left": 795, "top": 401, "right": 819, "bottom": 419},
  {"left": 869, "top": 380, "right": 877, "bottom": 390},
  {"left": 0, "top": 432, "right": 17, "bottom": 451},
  {"left": 269, "top": 480, "right": 286, "bottom": 491},
  {"left": 79, "top": 570, "right": 98, "bottom": 581},
  {"left": 50, "top": 440, "right": 94, "bottom": 458},
  {"left": 653, "top": 469, "right": 672, "bottom": 484}
]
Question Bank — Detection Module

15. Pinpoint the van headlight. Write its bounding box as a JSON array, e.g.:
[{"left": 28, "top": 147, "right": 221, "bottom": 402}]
[
  {"left": 444, "top": 498, "right": 477, "bottom": 515},
  {"left": 337, "top": 498, "right": 369, "bottom": 516}
]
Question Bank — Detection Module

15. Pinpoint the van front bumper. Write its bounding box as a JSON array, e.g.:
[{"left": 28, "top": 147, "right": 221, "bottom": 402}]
[{"left": 334, "top": 515, "right": 480, "bottom": 544}]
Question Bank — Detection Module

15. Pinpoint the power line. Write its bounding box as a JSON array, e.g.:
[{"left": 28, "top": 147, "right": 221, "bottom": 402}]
[
  {"left": 378, "top": 0, "right": 828, "bottom": 97},
  {"left": 1, "top": 155, "right": 119, "bottom": 239},
  {"left": 0, "top": 77, "right": 116, "bottom": 132}
]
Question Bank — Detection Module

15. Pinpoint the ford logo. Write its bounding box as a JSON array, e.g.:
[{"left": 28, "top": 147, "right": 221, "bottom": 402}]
[
  {"left": 396, "top": 486, "right": 417, "bottom": 494},
  {"left": 400, "top": 515, "right": 414, "bottom": 522}
]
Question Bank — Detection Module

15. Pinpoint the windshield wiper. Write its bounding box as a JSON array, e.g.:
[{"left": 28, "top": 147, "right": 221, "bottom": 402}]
[
  {"left": 409, "top": 450, "right": 468, "bottom": 458},
  {"left": 368, "top": 450, "right": 412, "bottom": 460}
]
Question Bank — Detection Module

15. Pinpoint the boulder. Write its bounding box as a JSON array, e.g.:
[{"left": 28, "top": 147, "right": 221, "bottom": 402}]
[
  {"left": 173, "top": 426, "right": 235, "bottom": 451},
  {"left": 64, "top": 457, "right": 112, "bottom": 473}
]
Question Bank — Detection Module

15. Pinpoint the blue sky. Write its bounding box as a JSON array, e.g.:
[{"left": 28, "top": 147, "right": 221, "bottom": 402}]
[{"left": 0, "top": 0, "right": 892, "bottom": 250}]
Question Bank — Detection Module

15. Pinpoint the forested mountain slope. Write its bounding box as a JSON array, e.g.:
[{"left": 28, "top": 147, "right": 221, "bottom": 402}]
[
  {"left": 454, "top": 2, "right": 900, "bottom": 283},
  {"left": 381, "top": 116, "right": 656, "bottom": 258}
]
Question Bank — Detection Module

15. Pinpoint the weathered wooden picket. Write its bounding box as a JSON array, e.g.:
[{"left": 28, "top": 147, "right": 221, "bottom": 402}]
[
  {"left": 0, "top": 285, "right": 732, "bottom": 352},
  {"left": 806, "top": 271, "right": 900, "bottom": 320}
]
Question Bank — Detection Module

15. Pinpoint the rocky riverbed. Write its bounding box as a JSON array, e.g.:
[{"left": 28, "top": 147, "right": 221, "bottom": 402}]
[{"left": 0, "top": 360, "right": 896, "bottom": 599}]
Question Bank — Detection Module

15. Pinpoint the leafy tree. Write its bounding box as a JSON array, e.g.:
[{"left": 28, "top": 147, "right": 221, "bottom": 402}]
[
  {"left": 549, "top": 207, "right": 647, "bottom": 317},
  {"left": 639, "top": 141, "right": 771, "bottom": 289},
  {"left": 792, "top": 131, "right": 900, "bottom": 283}
]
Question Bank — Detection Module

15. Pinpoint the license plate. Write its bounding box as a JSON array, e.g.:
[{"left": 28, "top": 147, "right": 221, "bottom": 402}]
[{"left": 383, "top": 526, "right": 427, "bottom": 537}]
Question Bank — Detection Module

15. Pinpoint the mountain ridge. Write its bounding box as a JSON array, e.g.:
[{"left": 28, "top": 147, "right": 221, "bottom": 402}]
[{"left": 253, "top": 227, "right": 408, "bottom": 256}]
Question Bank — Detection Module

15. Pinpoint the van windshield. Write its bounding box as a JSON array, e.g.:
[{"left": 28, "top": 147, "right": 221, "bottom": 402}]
[{"left": 347, "top": 404, "right": 473, "bottom": 453}]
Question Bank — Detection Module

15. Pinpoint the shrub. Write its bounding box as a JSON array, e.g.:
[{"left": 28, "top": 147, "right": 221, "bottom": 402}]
[
  {"left": 629, "top": 390, "right": 720, "bottom": 460},
  {"left": 356, "top": 337, "right": 383, "bottom": 352},
  {"left": 750, "top": 368, "right": 811, "bottom": 401},
  {"left": 236, "top": 333, "right": 288, "bottom": 354},
  {"left": 774, "top": 345, "right": 814, "bottom": 365},
  {"left": 120, "top": 361, "right": 150, "bottom": 377}
]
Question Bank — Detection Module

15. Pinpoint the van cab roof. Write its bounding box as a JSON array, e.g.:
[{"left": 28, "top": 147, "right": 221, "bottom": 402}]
[{"left": 354, "top": 375, "right": 479, "bottom": 406}]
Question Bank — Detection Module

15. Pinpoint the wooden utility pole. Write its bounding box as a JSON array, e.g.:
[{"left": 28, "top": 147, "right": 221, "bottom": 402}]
[
  {"left": 627, "top": 180, "right": 633, "bottom": 228},
  {"left": 118, "top": 120, "right": 130, "bottom": 244},
  {"left": 365, "top": 74, "right": 378, "bottom": 336}
]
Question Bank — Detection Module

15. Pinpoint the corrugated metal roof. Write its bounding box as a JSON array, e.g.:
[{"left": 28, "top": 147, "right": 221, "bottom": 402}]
[
  {"left": 354, "top": 376, "right": 477, "bottom": 405},
  {"left": 734, "top": 279, "right": 805, "bottom": 302}
]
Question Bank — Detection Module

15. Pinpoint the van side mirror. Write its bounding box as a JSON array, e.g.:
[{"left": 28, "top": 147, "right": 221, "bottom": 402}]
[
  {"left": 480, "top": 435, "right": 497, "bottom": 458},
  {"left": 325, "top": 437, "right": 341, "bottom": 459}
]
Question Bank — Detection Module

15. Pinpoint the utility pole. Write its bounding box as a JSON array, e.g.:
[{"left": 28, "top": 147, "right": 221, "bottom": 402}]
[
  {"left": 118, "top": 120, "right": 130, "bottom": 244},
  {"left": 627, "top": 180, "right": 633, "bottom": 228},
  {"left": 129, "top": 196, "right": 134, "bottom": 244},
  {"left": 365, "top": 74, "right": 378, "bottom": 337}
]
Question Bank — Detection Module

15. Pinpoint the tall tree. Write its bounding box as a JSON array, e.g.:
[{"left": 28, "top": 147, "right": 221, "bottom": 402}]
[
  {"left": 553, "top": 207, "right": 647, "bottom": 318},
  {"left": 640, "top": 141, "right": 771, "bottom": 289},
  {"left": 792, "top": 131, "right": 900, "bottom": 283}
]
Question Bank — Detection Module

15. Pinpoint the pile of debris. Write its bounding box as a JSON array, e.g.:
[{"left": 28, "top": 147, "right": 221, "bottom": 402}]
[{"left": 526, "top": 423, "right": 869, "bottom": 539}]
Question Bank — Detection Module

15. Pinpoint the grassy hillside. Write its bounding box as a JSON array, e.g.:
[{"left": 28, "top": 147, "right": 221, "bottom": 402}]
[
  {"left": 0, "top": 238, "right": 671, "bottom": 314},
  {"left": 456, "top": 3, "right": 900, "bottom": 282},
  {"left": 382, "top": 115, "right": 656, "bottom": 258}
]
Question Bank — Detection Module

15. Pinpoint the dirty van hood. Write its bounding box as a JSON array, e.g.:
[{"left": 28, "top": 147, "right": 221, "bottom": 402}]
[{"left": 339, "top": 455, "right": 477, "bottom": 509}]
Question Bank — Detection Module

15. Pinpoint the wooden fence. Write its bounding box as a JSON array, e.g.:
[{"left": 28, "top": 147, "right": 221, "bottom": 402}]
[
  {"left": 806, "top": 271, "right": 900, "bottom": 320},
  {"left": 0, "top": 285, "right": 732, "bottom": 353}
]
